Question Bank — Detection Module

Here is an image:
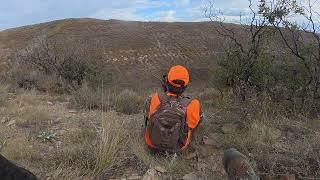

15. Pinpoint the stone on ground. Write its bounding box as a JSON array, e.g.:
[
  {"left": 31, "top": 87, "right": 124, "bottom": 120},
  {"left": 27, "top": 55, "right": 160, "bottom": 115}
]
[
  {"left": 154, "top": 166, "right": 166, "bottom": 173},
  {"left": 127, "top": 175, "right": 141, "bottom": 180},
  {"left": 182, "top": 172, "right": 197, "bottom": 180},
  {"left": 6, "top": 120, "right": 16, "bottom": 126},
  {"left": 141, "top": 168, "right": 159, "bottom": 180}
]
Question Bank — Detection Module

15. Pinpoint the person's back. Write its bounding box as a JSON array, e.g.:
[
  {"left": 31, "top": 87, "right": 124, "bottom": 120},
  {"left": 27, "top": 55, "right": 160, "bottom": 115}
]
[{"left": 144, "top": 65, "right": 204, "bottom": 153}]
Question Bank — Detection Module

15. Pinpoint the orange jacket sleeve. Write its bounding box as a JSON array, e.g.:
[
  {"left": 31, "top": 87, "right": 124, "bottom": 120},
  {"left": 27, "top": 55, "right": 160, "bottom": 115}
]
[
  {"left": 186, "top": 99, "right": 201, "bottom": 129},
  {"left": 148, "top": 92, "right": 161, "bottom": 119}
]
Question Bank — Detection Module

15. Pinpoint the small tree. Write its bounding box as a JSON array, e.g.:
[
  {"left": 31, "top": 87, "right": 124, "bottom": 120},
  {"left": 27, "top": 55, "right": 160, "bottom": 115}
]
[
  {"left": 206, "top": 0, "right": 273, "bottom": 101},
  {"left": 15, "top": 35, "right": 99, "bottom": 90},
  {"left": 259, "top": 0, "right": 320, "bottom": 102},
  {"left": 207, "top": 0, "right": 320, "bottom": 110}
]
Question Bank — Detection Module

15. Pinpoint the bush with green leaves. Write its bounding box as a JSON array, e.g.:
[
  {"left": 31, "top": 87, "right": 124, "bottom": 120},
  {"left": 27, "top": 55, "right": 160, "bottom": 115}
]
[{"left": 210, "top": 0, "right": 320, "bottom": 114}]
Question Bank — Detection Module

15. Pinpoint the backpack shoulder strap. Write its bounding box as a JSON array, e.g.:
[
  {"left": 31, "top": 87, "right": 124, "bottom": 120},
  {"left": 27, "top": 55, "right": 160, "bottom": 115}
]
[
  {"left": 158, "top": 91, "right": 170, "bottom": 104},
  {"left": 180, "top": 95, "right": 192, "bottom": 108}
]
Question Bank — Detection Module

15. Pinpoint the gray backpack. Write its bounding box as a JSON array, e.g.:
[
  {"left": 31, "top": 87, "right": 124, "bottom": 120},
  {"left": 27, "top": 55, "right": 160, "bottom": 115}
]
[{"left": 148, "top": 93, "right": 191, "bottom": 152}]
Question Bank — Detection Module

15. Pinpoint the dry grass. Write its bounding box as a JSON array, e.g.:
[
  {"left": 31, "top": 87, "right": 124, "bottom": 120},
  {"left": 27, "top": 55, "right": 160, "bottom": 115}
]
[
  {"left": 204, "top": 97, "right": 320, "bottom": 179},
  {"left": 70, "top": 84, "right": 115, "bottom": 110},
  {"left": 0, "top": 134, "right": 6, "bottom": 151},
  {"left": 114, "top": 89, "right": 144, "bottom": 114},
  {"left": 196, "top": 87, "right": 223, "bottom": 105},
  {"left": 4, "top": 90, "right": 51, "bottom": 130},
  {"left": 0, "top": 84, "right": 319, "bottom": 179},
  {"left": 15, "top": 107, "right": 50, "bottom": 128},
  {"left": 0, "top": 85, "right": 8, "bottom": 105},
  {"left": 1, "top": 137, "right": 40, "bottom": 162},
  {"left": 0, "top": 87, "right": 135, "bottom": 179},
  {"left": 92, "top": 112, "right": 130, "bottom": 177},
  {"left": 40, "top": 111, "right": 131, "bottom": 179},
  {"left": 71, "top": 87, "right": 144, "bottom": 114}
]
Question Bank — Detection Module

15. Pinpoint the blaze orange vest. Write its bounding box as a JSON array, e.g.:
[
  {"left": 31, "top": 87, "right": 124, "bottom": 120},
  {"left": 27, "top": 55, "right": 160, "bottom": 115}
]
[{"left": 145, "top": 92, "right": 201, "bottom": 151}]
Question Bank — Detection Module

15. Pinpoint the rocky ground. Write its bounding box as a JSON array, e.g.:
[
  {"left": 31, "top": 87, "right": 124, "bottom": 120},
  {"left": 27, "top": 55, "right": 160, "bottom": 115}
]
[{"left": 0, "top": 87, "right": 319, "bottom": 180}]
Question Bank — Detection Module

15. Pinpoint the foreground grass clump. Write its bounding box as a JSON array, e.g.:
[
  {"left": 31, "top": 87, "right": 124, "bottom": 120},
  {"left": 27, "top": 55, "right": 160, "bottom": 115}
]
[
  {"left": 2, "top": 137, "right": 40, "bottom": 162},
  {"left": 42, "top": 112, "right": 130, "bottom": 179},
  {"left": 0, "top": 85, "right": 9, "bottom": 107},
  {"left": 93, "top": 112, "right": 130, "bottom": 176},
  {"left": 15, "top": 107, "right": 50, "bottom": 128}
]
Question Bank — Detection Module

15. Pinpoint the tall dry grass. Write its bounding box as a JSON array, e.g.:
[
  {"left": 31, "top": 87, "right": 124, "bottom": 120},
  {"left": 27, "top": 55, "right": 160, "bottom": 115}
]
[
  {"left": 71, "top": 86, "right": 144, "bottom": 114},
  {"left": 91, "top": 112, "right": 129, "bottom": 178}
]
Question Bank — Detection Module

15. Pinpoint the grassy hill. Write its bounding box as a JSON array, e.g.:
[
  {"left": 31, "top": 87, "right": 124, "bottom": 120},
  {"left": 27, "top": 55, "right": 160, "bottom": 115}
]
[{"left": 0, "top": 18, "right": 231, "bottom": 89}]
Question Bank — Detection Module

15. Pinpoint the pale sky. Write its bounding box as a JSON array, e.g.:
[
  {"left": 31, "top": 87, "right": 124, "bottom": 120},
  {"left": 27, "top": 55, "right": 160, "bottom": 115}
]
[{"left": 0, "top": 0, "right": 319, "bottom": 30}]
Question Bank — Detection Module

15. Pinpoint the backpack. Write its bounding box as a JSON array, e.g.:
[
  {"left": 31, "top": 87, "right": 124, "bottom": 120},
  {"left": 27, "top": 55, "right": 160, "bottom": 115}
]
[{"left": 147, "top": 93, "right": 191, "bottom": 152}]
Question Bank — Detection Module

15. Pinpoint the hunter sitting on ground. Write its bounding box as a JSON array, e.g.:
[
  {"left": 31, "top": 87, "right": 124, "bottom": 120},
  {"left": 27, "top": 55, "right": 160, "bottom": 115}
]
[{"left": 143, "top": 65, "right": 204, "bottom": 153}]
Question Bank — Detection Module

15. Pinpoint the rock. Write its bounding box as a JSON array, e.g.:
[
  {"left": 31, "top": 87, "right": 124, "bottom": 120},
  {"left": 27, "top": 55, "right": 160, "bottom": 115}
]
[
  {"left": 186, "top": 152, "right": 197, "bottom": 160},
  {"left": 202, "top": 133, "right": 223, "bottom": 148},
  {"left": 222, "top": 123, "right": 240, "bottom": 134},
  {"left": 47, "top": 101, "right": 53, "bottom": 105},
  {"left": 155, "top": 166, "right": 166, "bottom": 173},
  {"left": 6, "top": 120, "right": 16, "bottom": 127},
  {"left": 127, "top": 175, "right": 141, "bottom": 180},
  {"left": 197, "top": 162, "right": 208, "bottom": 171},
  {"left": 141, "top": 168, "right": 158, "bottom": 180},
  {"left": 1, "top": 117, "right": 8, "bottom": 123},
  {"left": 182, "top": 172, "right": 197, "bottom": 180},
  {"left": 68, "top": 110, "right": 77, "bottom": 113},
  {"left": 280, "top": 174, "right": 295, "bottom": 180},
  {"left": 56, "top": 141, "right": 63, "bottom": 148}
]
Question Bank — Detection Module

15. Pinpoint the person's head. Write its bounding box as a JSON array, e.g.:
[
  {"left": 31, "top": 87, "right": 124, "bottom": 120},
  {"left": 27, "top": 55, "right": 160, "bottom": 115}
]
[{"left": 163, "top": 65, "right": 190, "bottom": 95}]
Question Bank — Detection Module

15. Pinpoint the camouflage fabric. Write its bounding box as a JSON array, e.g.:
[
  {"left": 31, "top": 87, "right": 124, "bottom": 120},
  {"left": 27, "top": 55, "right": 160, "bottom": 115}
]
[
  {"left": 143, "top": 93, "right": 205, "bottom": 127},
  {"left": 223, "top": 148, "right": 259, "bottom": 180}
]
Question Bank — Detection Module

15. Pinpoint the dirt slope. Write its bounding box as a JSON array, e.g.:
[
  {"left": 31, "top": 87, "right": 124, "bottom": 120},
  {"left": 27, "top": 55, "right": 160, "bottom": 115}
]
[{"left": 0, "top": 18, "right": 230, "bottom": 88}]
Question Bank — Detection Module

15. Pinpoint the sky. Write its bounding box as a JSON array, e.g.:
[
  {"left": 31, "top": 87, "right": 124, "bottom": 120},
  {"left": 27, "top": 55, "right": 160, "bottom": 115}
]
[
  {"left": 0, "top": 0, "right": 319, "bottom": 30},
  {"left": 0, "top": 0, "right": 253, "bottom": 30}
]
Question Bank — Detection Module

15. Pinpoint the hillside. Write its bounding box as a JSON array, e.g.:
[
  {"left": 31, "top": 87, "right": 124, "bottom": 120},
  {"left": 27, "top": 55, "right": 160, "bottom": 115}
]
[{"left": 0, "top": 18, "right": 232, "bottom": 89}]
